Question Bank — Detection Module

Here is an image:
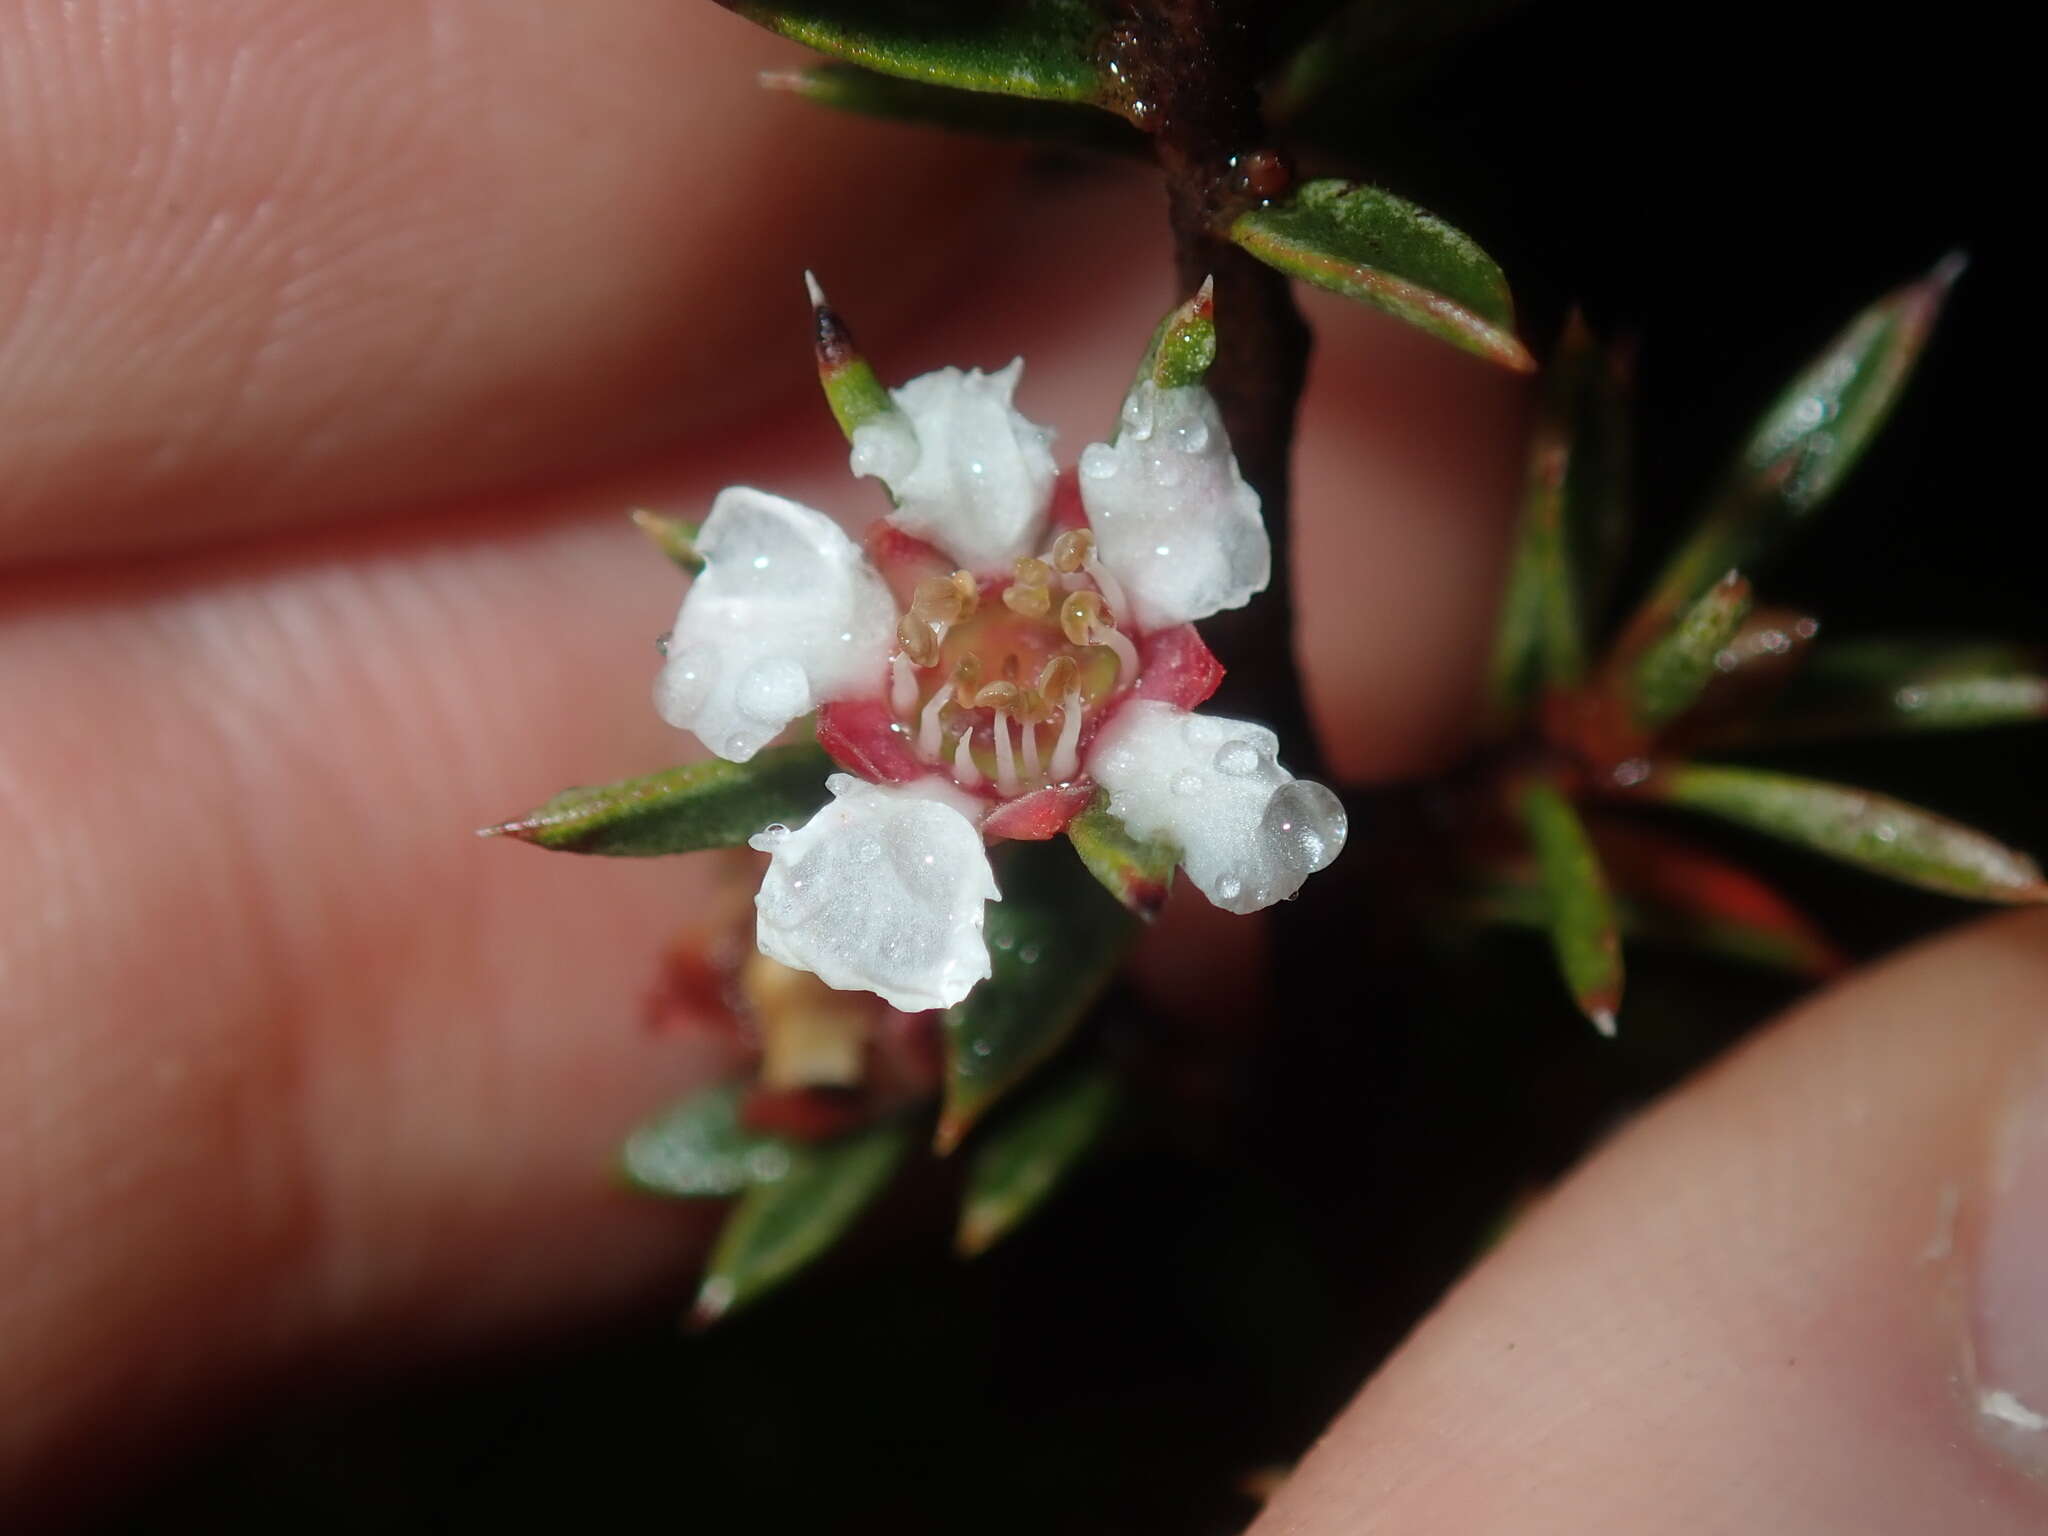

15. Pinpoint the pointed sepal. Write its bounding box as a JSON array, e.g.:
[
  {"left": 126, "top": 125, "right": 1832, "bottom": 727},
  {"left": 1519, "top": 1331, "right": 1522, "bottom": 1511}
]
[
  {"left": 1645, "top": 764, "right": 2048, "bottom": 904},
  {"left": 1065, "top": 792, "right": 1178, "bottom": 919},
  {"left": 1133, "top": 278, "right": 1218, "bottom": 395},
  {"left": 630, "top": 509, "right": 704, "bottom": 574},
  {"left": 807, "top": 272, "right": 901, "bottom": 443},
  {"left": 935, "top": 841, "right": 1137, "bottom": 1152},
  {"left": 1515, "top": 778, "right": 1625, "bottom": 1033},
  {"left": 956, "top": 1060, "right": 1118, "bottom": 1255},
  {"left": 1229, "top": 180, "right": 1532, "bottom": 371},
  {"left": 480, "top": 743, "right": 833, "bottom": 856},
  {"left": 690, "top": 1116, "right": 913, "bottom": 1326}
]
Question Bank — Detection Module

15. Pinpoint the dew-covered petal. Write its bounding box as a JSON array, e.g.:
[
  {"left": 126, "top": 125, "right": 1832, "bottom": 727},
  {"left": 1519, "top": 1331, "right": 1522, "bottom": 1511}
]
[
  {"left": 749, "top": 775, "right": 999, "bottom": 1013},
  {"left": 851, "top": 360, "right": 1057, "bottom": 574},
  {"left": 1087, "top": 700, "right": 1345, "bottom": 914},
  {"left": 655, "top": 487, "right": 897, "bottom": 762},
  {"left": 1077, "top": 382, "right": 1269, "bottom": 631}
]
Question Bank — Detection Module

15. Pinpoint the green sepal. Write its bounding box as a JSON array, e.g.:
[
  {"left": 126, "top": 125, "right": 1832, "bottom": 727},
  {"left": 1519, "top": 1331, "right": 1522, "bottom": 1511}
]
[
  {"left": 1628, "top": 570, "right": 1754, "bottom": 734},
  {"left": 761, "top": 61, "right": 1142, "bottom": 152},
  {"left": 1483, "top": 314, "right": 1629, "bottom": 724},
  {"left": 481, "top": 742, "right": 832, "bottom": 856},
  {"left": 1515, "top": 779, "right": 1625, "bottom": 1033},
  {"left": 691, "top": 1115, "right": 914, "bottom": 1326},
  {"left": 720, "top": 0, "right": 1111, "bottom": 107},
  {"left": 618, "top": 1081, "right": 793, "bottom": 1199},
  {"left": 807, "top": 273, "right": 900, "bottom": 443},
  {"left": 1065, "top": 792, "right": 1178, "bottom": 919},
  {"left": 957, "top": 1060, "right": 1119, "bottom": 1255},
  {"left": 1228, "top": 180, "right": 1533, "bottom": 371},
  {"left": 1648, "top": 763, "right": 2048, "bottom": 904},
  {"left": 1131, "top": 279, "right": 1218, "bottom": 397},
  {"left": 1623, "top": 255, "right": 1961, "bottom": 648},
  {"left": 936, "top": 841, "right": 1137, "bottom": 1152},
  {"left": 1747, "top": 638, "right": 2048, "bottom": 742},
  {"left": 629, "top": 510, "right": 703, "bottom": 574}
]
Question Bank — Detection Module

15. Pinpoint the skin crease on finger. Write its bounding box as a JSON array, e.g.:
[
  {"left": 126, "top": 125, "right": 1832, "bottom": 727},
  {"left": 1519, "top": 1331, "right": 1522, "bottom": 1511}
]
[
  {"left": 1250, "top": 910, "right": 2048, "bottom": 1536},
  {"left": 0, "top": 147, "right": 1521, "bottom": 1521},
  {"left": 0, "top": 1, "right": 1017, "bottom": 564}
]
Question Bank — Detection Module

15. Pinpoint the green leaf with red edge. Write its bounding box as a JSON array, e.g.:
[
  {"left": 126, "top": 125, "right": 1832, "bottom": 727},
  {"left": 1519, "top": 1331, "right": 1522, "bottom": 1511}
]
[
  {"left": 957, "top": 1059, "right": 1118, "bottom": 1255},
  {"left": 1483, "top": 313, "right": 1631, "bottom": 727},
  {"left": 720, "top": 0, "right": 1112, "bottom": 108},
  {"left": 1646, "top": 764, "right": 2048, "bottom": 904},
  {"left": 1515, "top": 779, "right": 1624, "bottom": 1033},
  {"left": 936, "top": 840, "right": 1137, "bottom": 1152},
  {"left": 761, "top": 61, "right": 1143, "bottom": 152},
  {"left": 1741, "top": 638, "right": 2048, "bottom": 743},
  {"left": 1229, "top": 180, "right": 1533, "bottom": 371},
  {"left": 691, "top": 1115, "right": 913, "bottom": 1326},
  {"left": 1619, "top": 255, "right": 1962, "bottom": 651},
  {"left": 619, "top": 1081, "right": 793, "bottom": 1199},
  {"left": 480, "top": 742, "right": 832, "bottom": 856},
  {"left": 1627, "top": 570, "right": 1754, "bottom": 734},
  {"left": 1065, "top": 792, "right": 1178, "bottom": 919}
]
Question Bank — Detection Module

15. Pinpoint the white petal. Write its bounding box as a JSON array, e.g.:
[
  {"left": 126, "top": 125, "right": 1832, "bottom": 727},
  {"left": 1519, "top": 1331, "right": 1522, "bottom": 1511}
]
[
  {"left": 749, "top": 775, "right": 998, "bottom": 1013},
  {"left": 654, "top": 487, "right": 896, "bottom": 762},
  {"left": 851, "top": 360, "right": 1057, "bottom": 573},
  {"left": 1088, "top": 700, "right": 1346, "bottom": 915},
  {"left": 1077, "top": 382, "right": 1269, "bottom": 631}
]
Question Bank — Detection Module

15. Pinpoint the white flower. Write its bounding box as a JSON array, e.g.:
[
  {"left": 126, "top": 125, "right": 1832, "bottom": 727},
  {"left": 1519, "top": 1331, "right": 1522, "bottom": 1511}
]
[
  {"left": 850, "top": 360, "right": 1058, "bottom": 574},
  {"left": 1089, "top": 700, "right": 1347, "bottom": 915},
  {"left": 653, "top": 487, "right": 897, "bottom": 762},
  {"left": 1077, "top": 381, "right": 1269, "bottom": 631},
  {"left": 750, "top": 775, "right": 998, "bottom": 1013}
]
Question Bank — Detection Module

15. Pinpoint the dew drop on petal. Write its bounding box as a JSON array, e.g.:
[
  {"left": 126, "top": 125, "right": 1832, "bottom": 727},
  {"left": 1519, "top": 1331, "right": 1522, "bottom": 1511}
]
[
  {"left": 1079, "top": 443, "right": 1119, "bottom": 481},
  {"left": 654, "top": 630, "right": 672, "bottom": 657},
  {"left": 1212, "top": 739, "right": 1261, "bottom": 778},
  {"left": 1172, "top": 770, "right": 1205, "bottom": 798},
  {"left": 1215, "top": 874, "right": 1243, "bottom": 903},
  {"left": 1259, "top": 780, "right": 1348, "bottom": 875}
]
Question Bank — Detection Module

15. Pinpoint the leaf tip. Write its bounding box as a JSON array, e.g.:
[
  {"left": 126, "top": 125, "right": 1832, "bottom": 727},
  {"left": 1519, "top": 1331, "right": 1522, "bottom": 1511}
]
[
  {"left": 803, "top": 267, "right": 828, "bottom": 312},
  {"left": 686, "top": 1276, "right": 738, "bottom": 1331},
  {"left": 630, "top": 508, "right": 703, "bottom": 573},
  {"left": 1589, "top": 1007, "right": 1618, "bottom": 1038},
  {"left": 476, "top": 817, "right": 534, "bottom": 844},
  {"left": 932, "top": 1107, "right": 974, "bottom": 1157},
  {"left": 955, "top": 1207, "right": 1000, "bottom": 1258},
  {"left": 757, "top": 66, "right": 805, "bottom": 94},
  {"left": 1927, "top": 248, "right": 1970, "bottom": 295}
]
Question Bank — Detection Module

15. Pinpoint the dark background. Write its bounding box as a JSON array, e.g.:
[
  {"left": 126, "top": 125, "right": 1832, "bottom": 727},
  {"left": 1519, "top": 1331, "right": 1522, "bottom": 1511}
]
[{"left": 117, "top": 3, "right": 2018, "bottom": 1531}]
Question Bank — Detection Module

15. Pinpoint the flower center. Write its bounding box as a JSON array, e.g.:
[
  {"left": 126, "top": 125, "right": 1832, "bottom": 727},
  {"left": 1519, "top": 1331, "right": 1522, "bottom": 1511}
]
[{"left": 890, "top": 529, "right": 1139, "bottom": 797}]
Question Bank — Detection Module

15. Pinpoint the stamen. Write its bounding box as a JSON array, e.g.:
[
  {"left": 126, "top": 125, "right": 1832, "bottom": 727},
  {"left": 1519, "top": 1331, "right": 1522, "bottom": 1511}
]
[
  {"left": 897, "top": 613, "right": 939, "bottom": 668},
  {"left": 991, "top": 712, "right": 1019, "bottom": 796},
  {"left": 1098, "top": 624, "right": 1141, "bottom": 682},
  {"left": 1037, "top": 655, "right": 1077, "bottom": 699},
  {"left": 972, "top": 681, "right": 1022, "bottom": 714},
  {"left": 918, "top": 686, "right": 949, "bottom": 759},
  {"left": 1060, "top": 590, "right": 1107, "bottom": 646},
  {"left": 1051, "top": 528, "right": 1094, "bottom": 575},
  {"left": 1083, "top": 555, "right": 1127, "bottom": 618},
  {"left": 1050, "top": 690, "right": 1084, "bottom": 782},
  {"left": 952, "top": 728, "right": 983, "bottom": 788},
  {"left": 1019, "top": 715, "right": 1042, "bottom": 780},
  {"left": 911, "top": 576, "right": 965, "bottom": 626},
  {"left": 951, "top": 655, "right": 984, "bottom": 707},
  {"left": 1003, "top": 582, "right": 1052, "bottom": 617},
  {"left": 890, "top": 652, "right": 919, "bottom": 715},
  {"left": 949, "top": 570, "right": 980, "bottom": 618}
]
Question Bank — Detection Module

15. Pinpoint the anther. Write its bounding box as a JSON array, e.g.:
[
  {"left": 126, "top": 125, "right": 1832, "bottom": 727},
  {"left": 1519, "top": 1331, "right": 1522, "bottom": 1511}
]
[
  {"left": 897, "top": 612, "right": 940, "bottom": 667},
  {"left": 973, "top": 681, "right": 1023, "bottom": 714},
  {"left": 949, "top": 569, "right": 980, "bottom": 618},
  {"left": 1004, "top": 582, "right": 1052, "bottom": 618},
  {"left": 950, "top": 655, "right": 984, "bottom": 707},
  {"left": 1051, "top": 528, "right": 1094, "bottom": 575},
  {"left": 1036, "top": 655, "right": 1077, "bottom": 699},
  {"left": 1060, "top": 590, "right": 1107, "bottom": 647},
  {"left": 910, "top": 576, "right": 965, "bottom": 626}
]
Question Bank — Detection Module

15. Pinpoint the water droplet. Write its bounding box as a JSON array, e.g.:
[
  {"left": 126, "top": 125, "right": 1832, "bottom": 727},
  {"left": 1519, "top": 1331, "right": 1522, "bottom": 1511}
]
[
  {"left": 723, "top": 733, "right": 756, "bottom": 759},
  {"left": 752, "top": 554, "right": 771, "bottom": 570},
  {"left": 1150, "top": 455, "right": 1185, "bottom": 488},
  {"left": 1216, "top": 874, "right": 1243, "bottom": 903},
  {"left": 1079, "top": 443, "right": 1119, "bottom": 481},
  {"left": 853, "top": 837, "right": 882, "bottom": 864},
  {"left": 968, "top": 459, "right": 986, "bottom": 478},
  {"left": 1172, "top": 771, "right": 1205, "bottom": 798},
  {"left": 1259, "top": 780, "right": 1348, "bottom": 874},
  {"left": 736, "top": 657, "right": 811, "bottom": 723},
  {"left": 1213, "top": 740, "right": 1261, "bottom": 778},
  {"left": 654, "top": 630, "right": 672, "bottom": 657},
  {"left": 1173, "top": 418, "right": 1210, "bottom": 454},
  {"left": 1018, "top": 943, "right": 1042, "bottom": 964},
  {"left": 1120, "top": 385, "right": 1157, "bottom": 440}
]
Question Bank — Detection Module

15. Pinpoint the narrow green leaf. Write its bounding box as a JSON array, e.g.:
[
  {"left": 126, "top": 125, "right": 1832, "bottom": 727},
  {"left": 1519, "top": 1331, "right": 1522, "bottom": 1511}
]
[
  {"left": 806, "top": 272, "right": 899, "bottom": 443},
  {"left": 1065, "top": 792, "right": 1178, "bottom": 919},
  {"left": 1515, "top": 780, "right": 1625, "bottom": 1033},
  {"left": 1468, "top": 877, "right": 1839, "bottom": 978},
  {"left": 619, "top": 1081, "right": 794, "bottom": 1199},
  {"left": 1628, "top": 570, "right": 1755, "bottom": 733},
  {"left": 1483, "top": 314, "right": 1628, "bottom": 726},
  {"left": 760, "top": 62, "right": 1143, "bottom": 153},
  {"left": 1747, "top": 638, "right": 2048, "bottom": 742},
  {"left": 481, "top": 742, "right": 832, "bottom": 856},
  {"left": 937, "top": 841, "right": 1137, "bottom": 1151},
  {"left": 1649, "top": 764, "right": 2048, "bottom": 904},
  {"left": 721, "top": 0, "right": 1110, "bottom": 107},
  {"left": 1132, "top": 278, "right": 1218, "bottom": 394},
  {"left": 1623, "top": 255, "right": 1961, "bottom": 647},
  {"left": 957, "top": 1061, "right": 1118, "bottom": 1255},
  {"left": 691, "top": 1116, "right": 913, "bottom": 1325},
  {"left": 1229, "top": 180, "right": 1533, "bottom": 371},
  {"left": 628, "top": 509, "right": 703, "bottom": 574}
]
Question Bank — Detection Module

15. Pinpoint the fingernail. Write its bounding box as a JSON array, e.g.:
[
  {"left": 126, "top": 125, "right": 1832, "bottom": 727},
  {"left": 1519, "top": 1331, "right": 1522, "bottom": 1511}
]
[{"left": 1974, "top": 1046, "right": 2048, "bottom": 1477}]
